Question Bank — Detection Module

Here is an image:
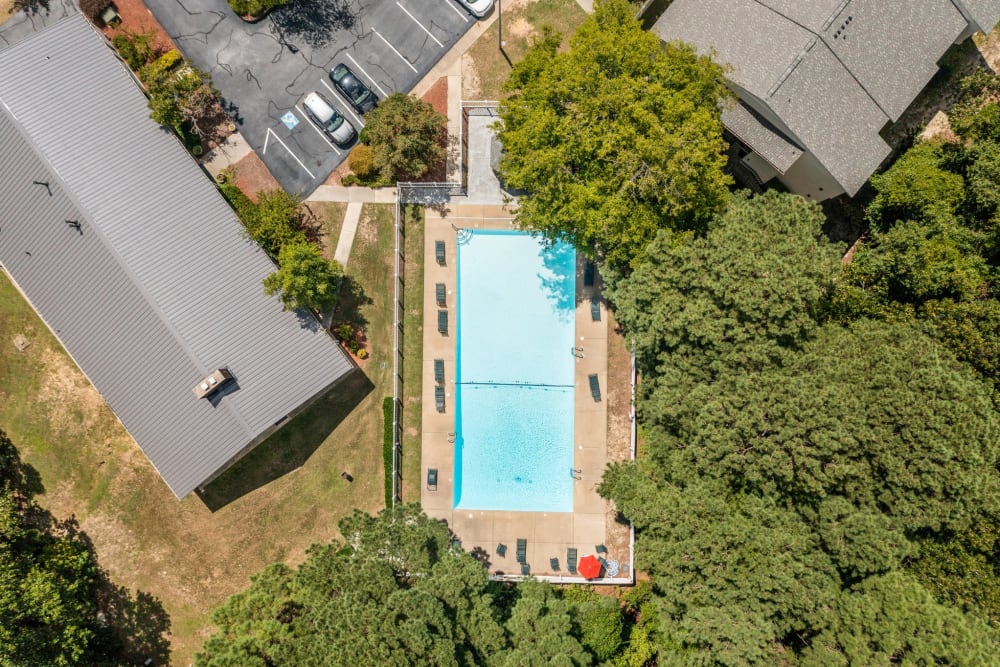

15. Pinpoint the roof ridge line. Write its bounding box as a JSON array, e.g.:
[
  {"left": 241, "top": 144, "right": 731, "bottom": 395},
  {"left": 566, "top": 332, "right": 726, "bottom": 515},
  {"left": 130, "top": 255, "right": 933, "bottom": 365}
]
[{"left": 0, "top": 18, "right": 253, "bottom": 438}]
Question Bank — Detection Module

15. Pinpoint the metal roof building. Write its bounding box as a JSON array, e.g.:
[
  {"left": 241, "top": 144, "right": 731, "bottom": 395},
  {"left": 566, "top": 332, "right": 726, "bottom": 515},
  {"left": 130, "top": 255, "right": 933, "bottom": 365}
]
[
  {"left": 654, "top": 0, "right": 1000, "bottom": 201},
  {"left": 0, "top": 15, "right": 354, "bottom": 499}
]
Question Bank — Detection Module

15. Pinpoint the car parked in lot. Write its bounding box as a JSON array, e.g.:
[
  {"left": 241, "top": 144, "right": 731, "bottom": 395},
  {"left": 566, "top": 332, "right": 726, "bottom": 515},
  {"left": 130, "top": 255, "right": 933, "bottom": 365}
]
[
  {"left": 329, "top": 63, "right": 378, "bottom": 114},
  {"left": 456, "top": 0, "right": 493, "bottom": 18},
  {"left": 302, "top": 92, "right": 357, "bottom": 147}
]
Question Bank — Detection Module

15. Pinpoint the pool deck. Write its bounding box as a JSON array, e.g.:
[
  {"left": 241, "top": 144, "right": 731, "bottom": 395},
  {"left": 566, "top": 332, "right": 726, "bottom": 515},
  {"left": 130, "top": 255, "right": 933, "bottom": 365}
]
[{"left": 420, "top": 204, "right": 615, "bottom": 580}]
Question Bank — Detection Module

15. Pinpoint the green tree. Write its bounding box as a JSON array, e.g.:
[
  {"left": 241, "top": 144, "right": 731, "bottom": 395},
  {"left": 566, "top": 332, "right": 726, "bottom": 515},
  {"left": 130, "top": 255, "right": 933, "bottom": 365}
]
[
  {"left": 198, "top": 506, "right": 519, "bottom": 667},
  {"left": 608, "top": 190, "right": 842, "bottom": 408},
  {"left": 246, "top": 190, "right": 308, "bottom": 259},
  {"left": 801, "top": 572, "right": 1000, "bottom": 666},
  {"left": 0, "top": 430, "right": 170, "bottom": 666},
  {"left": 148, "top": 63, "right": 221, "bottom": 140},
  {"left": 950, "top": 69, "right": 1000, "bottom": 145},
  {"left": 263, "top": 241, "right": 343, "bottom": 313},
  {"left": 495, "top": 0, "right": 732, "bottom": 269},
  {"left": 496, "top": 582, "right": 592, "bottom": 667},
  {"left": 360, "top": 93, "right": 447, "bottom": 184},
  {"left": 867, "top": 141, "right": 965, "bottom": 227}
]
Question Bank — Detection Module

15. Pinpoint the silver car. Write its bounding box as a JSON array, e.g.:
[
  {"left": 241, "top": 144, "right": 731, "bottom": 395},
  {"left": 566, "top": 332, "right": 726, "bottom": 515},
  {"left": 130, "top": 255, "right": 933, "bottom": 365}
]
[{"left": 302, "top": 92, "right": 357, "bottom": 147}]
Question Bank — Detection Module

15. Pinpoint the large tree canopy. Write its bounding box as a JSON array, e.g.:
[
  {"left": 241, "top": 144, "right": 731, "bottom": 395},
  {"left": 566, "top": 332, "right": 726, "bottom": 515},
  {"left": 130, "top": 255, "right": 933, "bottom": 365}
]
[
  {"left": 495, "top": 0, "right": 731, "bottom": 269},
  {"left": 600, "top": 184, "right": 1000, "bottom": 663},
  {"left": 198, "top": 506, "right": 631, "bottom": 667},
  {"left": 608, "top": 190, "right": 843, "bottom": 400}
]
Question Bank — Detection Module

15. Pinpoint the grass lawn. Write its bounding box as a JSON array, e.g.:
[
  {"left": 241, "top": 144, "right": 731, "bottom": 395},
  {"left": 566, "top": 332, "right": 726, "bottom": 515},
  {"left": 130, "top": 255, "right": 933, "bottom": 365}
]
[
  {"left": 400, "top": 204, "right": 425, "bottom": 502},
  {"left": 463, "top": 0, "right": 587, "bottom": 99},
  {"left": 307, "top": 201, "right": 348, "bottom": 261},
  {"left": 0, "top": 203, "right": 397, "bottom": 665}
]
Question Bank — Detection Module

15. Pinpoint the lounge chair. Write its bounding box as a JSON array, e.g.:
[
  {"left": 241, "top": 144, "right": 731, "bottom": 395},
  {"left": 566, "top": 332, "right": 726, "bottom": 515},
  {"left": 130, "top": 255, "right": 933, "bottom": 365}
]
[
  {"left": 590, "top": 295, "right": 600, "bottom": 322},
  {"left": 596, "top": 543, "right": 608, "bottom": 555},
  {"left": 434, "top": 359, "right": 444, "bottom": 385},
  {"left": 435, "top": 240, "right": 445, "bottom": 265},
  {"left": 435, "top": 386, "right": 445, "bottom": 413},
  {"left": 496, "top": 543, "right": 507, "bottom": 558},
  {"left": 567, "top": 548, "right": 578, "bottom": 575},
  {"left": 516, "top": 538, "right": 527, "bottom": 563},
  {"left": 550, "top": 557, "right": 560, "bottom": 571},
  {"left": 436, "top": 282, "right": 446, "bottom": 307},
  {"left": 521, "top": 562, "right": 530, "bottom": 576},
  {"left": 584, "top": 261, "right": 595, "bottom": 287},
  {"left": 426, "top": 468, "right": 438, "bottom": 490},
  {"left": 438, "top": 310, "right": 448, "bottom": 335},
  {"left": 588, "top": 374, "right": 601, "bottom": 402}
]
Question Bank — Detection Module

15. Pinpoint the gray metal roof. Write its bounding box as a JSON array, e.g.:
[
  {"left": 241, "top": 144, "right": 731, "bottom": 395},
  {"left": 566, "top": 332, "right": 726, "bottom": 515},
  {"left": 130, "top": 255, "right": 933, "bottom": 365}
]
[
  {"left": 654, "top": 0, "right": 978, "bottom": 195},
  {"left": 0, "top": 16, "right": 353, "bottom": 498}
]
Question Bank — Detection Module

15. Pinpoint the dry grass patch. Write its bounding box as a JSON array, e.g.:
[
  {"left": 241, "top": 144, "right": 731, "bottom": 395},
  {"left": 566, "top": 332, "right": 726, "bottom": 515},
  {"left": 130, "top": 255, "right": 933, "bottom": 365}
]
[
  {"left": 462, "top": 0, "right": 587, "bottom": 99},
  {"left": 0, "top": 205, "right": 398, "bottom": 665}
]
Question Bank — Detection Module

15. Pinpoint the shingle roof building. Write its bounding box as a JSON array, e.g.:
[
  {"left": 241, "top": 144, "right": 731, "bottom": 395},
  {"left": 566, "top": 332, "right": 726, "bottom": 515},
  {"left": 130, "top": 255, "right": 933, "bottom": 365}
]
[
  {"left": 654, "top": 0, "right": 999, "bottom": 200},
  {"left": 0, "top": 15, "right": 354, "bottom": 498}
]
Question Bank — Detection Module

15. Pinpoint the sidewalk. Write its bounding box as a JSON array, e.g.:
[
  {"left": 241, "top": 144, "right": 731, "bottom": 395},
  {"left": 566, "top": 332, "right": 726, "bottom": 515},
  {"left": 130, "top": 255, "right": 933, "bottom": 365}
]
[{"left": 307, "top": 185, "right": 397, "bottom": 204}]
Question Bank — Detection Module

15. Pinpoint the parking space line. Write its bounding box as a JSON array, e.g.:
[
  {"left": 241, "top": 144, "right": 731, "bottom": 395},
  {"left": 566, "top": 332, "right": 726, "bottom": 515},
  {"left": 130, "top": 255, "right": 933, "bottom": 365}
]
[
  {"left": 345, "top": 53, "right": 390, "bottom": 98},
  {"left": 443, "top": 0, "right": 469, "bottom": 21},
  {"left": 320, "top": 78, "right": 366, "bottom": 129},
  {"left": 396, "top": 2, "right": 444, "bottom": 48},
  {"left": 294, "top": 104, "right": 342, "bottom": 155},
  {"left": 372, "top": 27, "right": 418, "bottom": 73},
  {"left": 263, "top": 127, "right": 316, "bottom": 179}
]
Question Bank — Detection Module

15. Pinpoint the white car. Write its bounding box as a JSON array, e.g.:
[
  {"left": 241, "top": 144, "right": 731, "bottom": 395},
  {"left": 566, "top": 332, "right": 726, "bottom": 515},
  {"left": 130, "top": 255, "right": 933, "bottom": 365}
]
[{"left": 456, "top": 0, "right": 493, "bottom": 18}]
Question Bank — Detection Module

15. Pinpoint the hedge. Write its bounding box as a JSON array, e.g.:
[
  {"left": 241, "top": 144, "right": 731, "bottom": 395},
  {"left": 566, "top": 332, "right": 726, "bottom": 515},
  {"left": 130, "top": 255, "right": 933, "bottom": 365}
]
[{"left": 382, "top": 397, "right": 394, "bottom": 508}]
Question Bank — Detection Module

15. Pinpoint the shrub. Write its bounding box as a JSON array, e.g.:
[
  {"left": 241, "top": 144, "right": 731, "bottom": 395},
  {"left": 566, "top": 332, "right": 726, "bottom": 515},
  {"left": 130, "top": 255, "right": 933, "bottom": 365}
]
[
  {"left": 112, "top": 29, "right": 157, "bottom": 72},
  {"left": 382, "top": 397, "right": 394, "bottom": 507},
  {"left": 341, "top": 174, "right": 361, "bottom": 187},
  {"left": 357, "top": 348, "right": 368, "bottom": 360},
  {"left": 349, "top": 143, "right": 378, "bottom": 180},
  {"left": 226, "top": 0, "right": 287, "bottom": 18},
  {"left": 138, "top": 48, "right": 183, "bottom": 88},
  {"left": 336, "top": 323, "right": 354, "bottom": 343},
  {"left": 79, "top": 0, "right": 112, "bottom": 23}
]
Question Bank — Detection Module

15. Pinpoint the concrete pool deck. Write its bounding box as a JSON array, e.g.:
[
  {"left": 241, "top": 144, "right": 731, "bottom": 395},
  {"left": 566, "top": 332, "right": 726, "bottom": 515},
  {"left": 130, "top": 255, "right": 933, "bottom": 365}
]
[{"left": 420, "top": 204, "right": 617, "bottom": 580}]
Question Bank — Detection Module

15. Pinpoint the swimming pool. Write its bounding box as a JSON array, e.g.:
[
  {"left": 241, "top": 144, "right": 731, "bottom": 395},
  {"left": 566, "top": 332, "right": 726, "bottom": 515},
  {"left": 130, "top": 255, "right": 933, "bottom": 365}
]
[{"left": 453, "top": 230, "right": 576, "bottom": 512}]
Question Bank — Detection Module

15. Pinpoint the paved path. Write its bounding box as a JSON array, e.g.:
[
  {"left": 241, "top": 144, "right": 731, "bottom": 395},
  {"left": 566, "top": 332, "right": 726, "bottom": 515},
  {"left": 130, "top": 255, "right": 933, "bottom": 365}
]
[
  {"left": 307, "top": 185, "right": 397, "bottom": 203},
  {"left": 334, "top": 203, "right": 364, "bottom": 268}
]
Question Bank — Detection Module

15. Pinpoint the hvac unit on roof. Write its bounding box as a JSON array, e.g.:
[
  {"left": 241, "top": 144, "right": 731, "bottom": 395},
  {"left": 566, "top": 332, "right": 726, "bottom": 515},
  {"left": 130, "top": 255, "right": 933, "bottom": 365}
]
[{"left": 193, "top": 367, "right": 234, "bottom": 399}]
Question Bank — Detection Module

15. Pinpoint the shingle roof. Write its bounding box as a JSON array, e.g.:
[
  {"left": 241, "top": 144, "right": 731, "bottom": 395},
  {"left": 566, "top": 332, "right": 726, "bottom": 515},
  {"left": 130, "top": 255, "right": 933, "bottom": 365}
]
[
  {"left": 0, "top": 16, "right": 354, "bottom": 498},
  {"left": 654, "top": 0, "right": 974, "bottom": 196},
  {"left": 721, "top": 102, "right": 803, "bottom": 174},
  {"left": 958, "top": 0, "right": 1000, "bottom": 34}
]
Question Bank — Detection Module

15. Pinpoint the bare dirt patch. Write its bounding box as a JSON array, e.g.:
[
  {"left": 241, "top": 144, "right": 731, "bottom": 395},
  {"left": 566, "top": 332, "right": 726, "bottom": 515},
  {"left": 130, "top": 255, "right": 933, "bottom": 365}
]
[
  {"left": 231, "top": 151, "right": 282, "bottom": 200},
  {"left": 37, "top": 348, "right": 110, "bottom": 437}
]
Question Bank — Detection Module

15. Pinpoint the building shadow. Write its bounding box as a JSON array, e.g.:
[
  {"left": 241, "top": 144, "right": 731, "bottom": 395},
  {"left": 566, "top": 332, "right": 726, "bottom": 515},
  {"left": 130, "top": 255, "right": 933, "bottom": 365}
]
[{"left": 197, "top": 367, "right": 374, "bottom": 511}]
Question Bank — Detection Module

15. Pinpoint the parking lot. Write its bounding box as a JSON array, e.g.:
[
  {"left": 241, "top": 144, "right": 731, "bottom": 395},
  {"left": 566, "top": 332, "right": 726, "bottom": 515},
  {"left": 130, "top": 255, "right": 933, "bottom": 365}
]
[{"left": 144, "top": 0, "right": 479, "bottom": 194}]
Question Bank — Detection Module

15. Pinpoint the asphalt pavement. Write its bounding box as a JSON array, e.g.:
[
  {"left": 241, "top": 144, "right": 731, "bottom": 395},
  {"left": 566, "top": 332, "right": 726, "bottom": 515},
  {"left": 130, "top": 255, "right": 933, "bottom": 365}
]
[{"left": 144, "top": 0, "right": 480, "bottom": 195}]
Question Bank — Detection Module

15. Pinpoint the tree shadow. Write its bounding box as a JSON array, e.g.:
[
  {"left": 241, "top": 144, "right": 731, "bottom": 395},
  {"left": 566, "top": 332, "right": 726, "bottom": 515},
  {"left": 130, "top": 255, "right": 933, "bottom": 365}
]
[
  {"left": 1, "top": 432, "right": 171, "bottom": 665},
  {"left": 537, "top": 239, "right": 577, "bottom": 317},
  {"left": 197, "top": 368, "right": 374, "bottom": 511},
  {"left": 335, "top": 274, "right": 372, "bottom": 334},
  {"left": 270, "top": 0, "right": 356, "bottom": 50},
  {"left": 9, "top": 0, "right": 51, "bottom": 16}
]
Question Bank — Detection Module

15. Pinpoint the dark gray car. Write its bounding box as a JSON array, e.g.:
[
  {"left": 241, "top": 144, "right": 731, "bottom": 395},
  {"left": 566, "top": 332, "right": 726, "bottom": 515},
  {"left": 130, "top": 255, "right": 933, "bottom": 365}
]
[{"left": 330, "top": 63, "right": 378, "bottom": 114}]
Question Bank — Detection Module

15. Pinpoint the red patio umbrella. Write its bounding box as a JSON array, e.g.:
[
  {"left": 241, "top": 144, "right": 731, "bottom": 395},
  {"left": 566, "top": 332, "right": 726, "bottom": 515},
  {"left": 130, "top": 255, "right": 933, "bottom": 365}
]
[{"left": 577, "top": 554, "right": 603, "bottom": 579}]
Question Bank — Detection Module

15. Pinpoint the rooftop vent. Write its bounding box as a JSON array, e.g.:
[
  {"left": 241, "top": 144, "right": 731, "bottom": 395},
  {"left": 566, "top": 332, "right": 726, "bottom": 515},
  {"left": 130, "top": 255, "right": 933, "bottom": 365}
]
[{"left": 193, "top": 367, "right": 234, "bottom": 399}]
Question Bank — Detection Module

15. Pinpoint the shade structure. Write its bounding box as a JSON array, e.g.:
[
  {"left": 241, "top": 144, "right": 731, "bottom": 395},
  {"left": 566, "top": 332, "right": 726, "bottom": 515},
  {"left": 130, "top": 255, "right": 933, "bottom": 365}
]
[{"left": 577, "top": 554, "right": 602, "bottom": 579}]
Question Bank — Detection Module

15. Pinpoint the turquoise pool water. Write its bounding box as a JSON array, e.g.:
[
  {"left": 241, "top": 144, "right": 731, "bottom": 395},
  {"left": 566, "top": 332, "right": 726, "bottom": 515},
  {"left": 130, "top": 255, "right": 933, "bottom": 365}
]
[{"left": 454, "top": 230, "right": 576, "bottom": 512}]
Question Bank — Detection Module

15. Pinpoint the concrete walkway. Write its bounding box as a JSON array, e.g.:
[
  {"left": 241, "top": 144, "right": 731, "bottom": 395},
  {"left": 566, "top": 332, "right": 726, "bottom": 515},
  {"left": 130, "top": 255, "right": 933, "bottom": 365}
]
[
  {"left": 200, "top": 131, "right": 254, "bottom": 178},
  {"left": 307, "top": 185, "right": 397, "bottom": 203},
  {"left": 333, "top": 203, "right": 364, "bottom": 268}
]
